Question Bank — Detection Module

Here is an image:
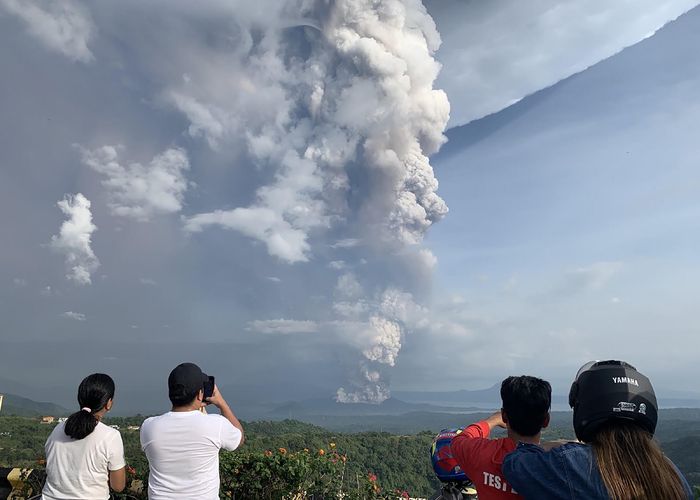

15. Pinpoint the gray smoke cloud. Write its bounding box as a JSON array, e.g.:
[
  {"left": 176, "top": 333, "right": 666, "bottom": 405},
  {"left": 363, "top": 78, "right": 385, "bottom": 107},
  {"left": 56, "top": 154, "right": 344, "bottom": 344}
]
[
  {"left": 174, "top": 0, "right": 449, "bottom": 402},
  {"left": 180, "top": 0, "right": 448, "bottom": 261},
  {"left": 14, "top": 0, "right": 449, "bottom": 402}
]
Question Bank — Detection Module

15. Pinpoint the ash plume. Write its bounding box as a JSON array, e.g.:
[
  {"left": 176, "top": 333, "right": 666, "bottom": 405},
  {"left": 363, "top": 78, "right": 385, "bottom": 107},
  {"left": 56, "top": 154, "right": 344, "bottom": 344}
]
[{"left": 167, "top": 0, "right": 449, "bottom": 402}]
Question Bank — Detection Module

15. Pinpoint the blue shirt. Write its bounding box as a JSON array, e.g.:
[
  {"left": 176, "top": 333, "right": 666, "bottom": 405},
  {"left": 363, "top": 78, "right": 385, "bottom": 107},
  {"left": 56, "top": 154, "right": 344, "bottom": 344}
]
[{"left": 502, "top": 442, "right": 693, "bottom": 499}]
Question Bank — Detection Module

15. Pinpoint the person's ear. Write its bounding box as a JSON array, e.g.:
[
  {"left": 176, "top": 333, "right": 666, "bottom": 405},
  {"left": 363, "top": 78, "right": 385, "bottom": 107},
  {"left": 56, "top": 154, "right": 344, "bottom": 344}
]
[
  {"left": 501, "top": 408, "right": 509, "bottom": 424},
  {"left": 197, "top": 389, "right": 204, "bottom": 402},
  {"left": 543, "top": 412, "right": 550, "bottom": 429},
  {"left": 105, "top": 398, "right": 113, "bottom": 412}
]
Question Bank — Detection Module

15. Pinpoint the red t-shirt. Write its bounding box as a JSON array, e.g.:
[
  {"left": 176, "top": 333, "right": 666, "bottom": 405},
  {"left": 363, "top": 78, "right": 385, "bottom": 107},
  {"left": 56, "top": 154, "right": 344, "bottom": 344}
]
[{"left": 450, "top": 421, "right": 521, "bottom": 500}]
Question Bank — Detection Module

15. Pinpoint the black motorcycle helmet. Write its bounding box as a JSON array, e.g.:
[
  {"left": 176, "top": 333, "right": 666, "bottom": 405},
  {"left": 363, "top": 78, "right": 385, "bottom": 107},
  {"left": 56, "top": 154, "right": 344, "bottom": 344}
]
[{"left": 568, "top": 360, "right": 658, "bottom": 442}]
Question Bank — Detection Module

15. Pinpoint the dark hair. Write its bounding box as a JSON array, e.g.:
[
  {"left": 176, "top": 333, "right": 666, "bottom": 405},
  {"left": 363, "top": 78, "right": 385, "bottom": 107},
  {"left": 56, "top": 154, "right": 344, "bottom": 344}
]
[
  {"left": 169, "top": 389, "right": 200, "bottom": 407},
  {"left": 501, "top": 375, "right": 551, "bottom": 436},
  {"left": 64, "top": 373, "right": 115, "bottom": 440}
]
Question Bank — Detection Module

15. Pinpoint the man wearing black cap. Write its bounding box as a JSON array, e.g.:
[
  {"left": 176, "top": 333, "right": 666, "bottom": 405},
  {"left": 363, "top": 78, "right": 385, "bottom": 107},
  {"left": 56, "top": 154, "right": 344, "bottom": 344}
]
[{"left": 140, "top": 362, "right": 244, "bottom": 500}]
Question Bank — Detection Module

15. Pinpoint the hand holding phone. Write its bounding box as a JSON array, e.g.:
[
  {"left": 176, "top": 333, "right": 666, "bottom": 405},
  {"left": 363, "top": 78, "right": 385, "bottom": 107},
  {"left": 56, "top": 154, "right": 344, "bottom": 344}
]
[{"left": 203, "top": 375, "right": 215, "bottom": 403}]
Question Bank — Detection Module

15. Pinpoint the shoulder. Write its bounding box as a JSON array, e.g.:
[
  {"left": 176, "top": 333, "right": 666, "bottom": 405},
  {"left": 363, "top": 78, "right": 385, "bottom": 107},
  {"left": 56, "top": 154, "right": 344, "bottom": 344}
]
[
  {"left": 96, "top": 422, "right": 122, "bottom": 440},
  {"left": 141, "top": 413, "right": 169, "bottom": 427},
  {"left": 205, "top": 413, "right": 230, "bottom": 427},
  {"left": 46, "top": 421, "right": 66, "bottom": 441},
  {"left": 551, "top": 442, "right": 591, "bottom": 459}
]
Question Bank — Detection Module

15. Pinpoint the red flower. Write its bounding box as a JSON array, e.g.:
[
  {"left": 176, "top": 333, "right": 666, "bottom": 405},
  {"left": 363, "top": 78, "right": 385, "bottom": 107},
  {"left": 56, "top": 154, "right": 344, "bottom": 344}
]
[
  {"left": 126, "top": 466, "right": 136, "bottom": 475},
  {"left": 368, "top": 472, "right": 377, "bottom": 483}
]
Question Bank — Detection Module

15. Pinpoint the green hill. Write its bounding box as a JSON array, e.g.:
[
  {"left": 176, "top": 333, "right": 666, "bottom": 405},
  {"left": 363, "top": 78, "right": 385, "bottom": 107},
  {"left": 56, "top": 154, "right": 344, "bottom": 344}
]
[{"left": 0, "top": 394, "right": 71, "bottom": 417}]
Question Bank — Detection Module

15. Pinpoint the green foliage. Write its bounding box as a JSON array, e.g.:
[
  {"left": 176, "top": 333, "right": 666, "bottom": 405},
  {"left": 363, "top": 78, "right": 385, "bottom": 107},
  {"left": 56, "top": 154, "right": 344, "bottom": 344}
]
[
  {"left": 218, "top": 448, "right": 381, "bottom": 499},
  {"left": 2, "top": 415, "right": 699, "bottom": 498}
]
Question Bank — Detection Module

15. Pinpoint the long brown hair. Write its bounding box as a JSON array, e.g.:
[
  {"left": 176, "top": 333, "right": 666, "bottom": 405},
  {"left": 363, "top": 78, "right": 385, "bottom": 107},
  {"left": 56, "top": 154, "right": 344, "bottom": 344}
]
[{"left": 592, "top": 421, "right": 687, "bottom": 500}]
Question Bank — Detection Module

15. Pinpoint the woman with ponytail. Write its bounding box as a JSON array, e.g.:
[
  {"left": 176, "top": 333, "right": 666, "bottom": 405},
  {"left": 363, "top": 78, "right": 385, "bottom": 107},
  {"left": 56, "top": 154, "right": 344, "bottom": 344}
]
[{"left": 41, "top": 373, "right": 126, "bottom": 499}]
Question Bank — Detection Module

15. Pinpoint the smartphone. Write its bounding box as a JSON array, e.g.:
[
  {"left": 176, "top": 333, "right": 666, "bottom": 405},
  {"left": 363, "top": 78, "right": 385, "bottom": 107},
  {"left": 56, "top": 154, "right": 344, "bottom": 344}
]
[{"left": 203, "top": 375, "right": 215, "bottom": 401}]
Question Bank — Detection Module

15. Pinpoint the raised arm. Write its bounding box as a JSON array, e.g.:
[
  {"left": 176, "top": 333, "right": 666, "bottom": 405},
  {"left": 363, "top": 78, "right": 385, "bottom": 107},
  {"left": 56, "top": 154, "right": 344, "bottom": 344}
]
[{"left": 207, "top": 385, "right": 245, "bottom": 447}]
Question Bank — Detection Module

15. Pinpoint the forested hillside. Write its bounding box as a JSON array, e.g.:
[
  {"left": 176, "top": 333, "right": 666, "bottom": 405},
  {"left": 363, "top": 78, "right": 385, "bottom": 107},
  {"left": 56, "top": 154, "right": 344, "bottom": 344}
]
[{"left": 1, "top": 415, "right": 698, "bottom": 498}]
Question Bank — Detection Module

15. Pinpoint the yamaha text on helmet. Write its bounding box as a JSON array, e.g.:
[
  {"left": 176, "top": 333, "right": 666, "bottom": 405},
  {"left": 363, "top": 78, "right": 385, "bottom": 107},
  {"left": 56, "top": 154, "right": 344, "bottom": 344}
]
[{"left": 568, "top": 360, "right": 657, "bottom": 442}]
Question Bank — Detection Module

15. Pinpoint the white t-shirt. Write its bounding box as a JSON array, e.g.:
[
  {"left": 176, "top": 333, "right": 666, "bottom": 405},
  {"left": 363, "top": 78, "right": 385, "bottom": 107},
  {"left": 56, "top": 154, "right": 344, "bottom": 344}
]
[
  {"left": 42, "top": 421, "right": 125, "bottom": 500},
  {"left": 140, "top": 410, "right": 242, "bottom": 500}
]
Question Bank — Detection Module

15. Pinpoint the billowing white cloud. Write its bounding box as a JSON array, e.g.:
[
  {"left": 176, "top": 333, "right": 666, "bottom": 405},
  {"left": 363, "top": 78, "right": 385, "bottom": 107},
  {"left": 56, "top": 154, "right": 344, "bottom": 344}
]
[
  {"left": 79, "top": 145, "right": 190, "bottom": 221},
  {"left": 429, "top": 0, "right": 700, "bottom": 126},
  {"left": 249, "top": 319, "right": 319, "bottom": 334},
  {"left": 62, "top": 311, "right": 86, "bottom": 321},
  {"left": 0, "top": 0, "right": 94, "bottom": 63},
  {"left": 360, "top": 316, "right": 402, "bottom": 366},
  {"left": 184, "top": 207, "right": 311, "bottom": 263},
  {"left": 336, "top": 363, "right": 389, "bottom": 404},
  {"left": 329, "top": 273, "right": 431, "bottom": 402},
  {"left": 180, "top": 0, "right": 448, "bottom": 263},
  {"left": 50, "top": 193, "right": 99, "bottom": 285}
]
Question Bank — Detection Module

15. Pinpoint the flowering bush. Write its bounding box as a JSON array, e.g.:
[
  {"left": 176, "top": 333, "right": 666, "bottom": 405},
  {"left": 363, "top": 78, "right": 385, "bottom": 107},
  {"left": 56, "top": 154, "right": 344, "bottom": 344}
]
[
  {"left": 219, "top": 447, "right": 392, "bottom": 499},
  {"left": 114, "top": 445, "right": 401, "bottom": 499}
]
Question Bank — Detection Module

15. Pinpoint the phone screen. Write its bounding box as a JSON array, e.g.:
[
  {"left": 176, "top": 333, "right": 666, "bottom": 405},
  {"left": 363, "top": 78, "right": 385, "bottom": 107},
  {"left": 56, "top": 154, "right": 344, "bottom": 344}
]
[{"left": 203, "top": 375, "right": 215, "bottom": 399}]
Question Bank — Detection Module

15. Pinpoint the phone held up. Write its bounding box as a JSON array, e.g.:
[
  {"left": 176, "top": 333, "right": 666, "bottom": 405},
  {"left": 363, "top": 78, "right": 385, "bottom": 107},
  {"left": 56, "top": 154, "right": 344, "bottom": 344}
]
[{"left": 203, "top": 375, "right": 215, "bottom": 402}]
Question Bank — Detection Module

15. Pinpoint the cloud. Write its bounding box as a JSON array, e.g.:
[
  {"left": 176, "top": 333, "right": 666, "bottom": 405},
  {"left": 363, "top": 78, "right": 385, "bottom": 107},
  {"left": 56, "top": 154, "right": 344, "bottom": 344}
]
[
  {"left": 248, "top": 319, "right": 319, "bottom": 335},
  {"left": 360, "top": 317, "right": 402, "bottom": 366},
  {"left": 50, "top": 193, "right": 99, "bottom": 285},
  {"left": 329, "top": 273, "right": 430, "bottom": 402},
  {"left": 428, "top": 0, "right": 700, "bottom": 126},
  {"left": 0, "top": 0, "right": 94, "bottom": 63},
  {"left": 557, "top": 261, "right": 623, "bottom": 295},
  {"left": 184, "top": 207, "right": 311, "bottom": 263},
  {"left": 139, "top": 278, "right": 157, "bottom": 286},
  {"left": 79, "top": 145, "right": 190, "bottom": 221},
  {"left": 12, "top": 278, "right": 27, "bottom": 287},
  {"left": 331, "top": 239, "right": 361, "bottom": 249},
  {"left": 62, "top": 311, "right": 86, "bottom": 321},
  {"left": 179, "top": 0, "right": 449, "bottom": 264}
]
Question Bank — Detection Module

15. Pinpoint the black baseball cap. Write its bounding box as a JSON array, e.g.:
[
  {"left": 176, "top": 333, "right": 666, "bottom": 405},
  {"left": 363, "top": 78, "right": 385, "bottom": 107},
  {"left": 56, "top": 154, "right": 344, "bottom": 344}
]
[{"left": 168, "top": 362, "right": 209, "bottom": 404}]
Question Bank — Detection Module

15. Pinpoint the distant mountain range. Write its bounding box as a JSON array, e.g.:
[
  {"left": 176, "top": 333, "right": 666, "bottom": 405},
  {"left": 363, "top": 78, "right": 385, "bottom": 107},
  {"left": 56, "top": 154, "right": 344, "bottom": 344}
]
[
  {"left": 394, "top": 384, "right": 504, "bottom": 405},
  {"left": 266, "top": 397, "right": 484, "bottom": 419},
  {"left": 394, "top": 385, "right": 700, "bottom": 409},
  {"left": 0, "top": 393, "right": 71, "bottom": 417},
  {"left": 2, "top": 383, "right": 699, "bottom": 421}
]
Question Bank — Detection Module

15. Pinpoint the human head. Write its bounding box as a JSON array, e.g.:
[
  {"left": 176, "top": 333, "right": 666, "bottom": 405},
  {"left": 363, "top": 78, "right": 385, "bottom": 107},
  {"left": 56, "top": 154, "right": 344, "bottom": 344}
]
[
  {"left": 500, "top": 375, "right": 551, "bottom": 437},
  {"left": 568, "top": 359, "right": 657, "bottom": 442},
  {"left": 168, "top": 362, "right": 209, "bottom": 407},
  {"left": 573, "top": 361, "right": 685, "bottom": 499},
  {"left": 64, "top": 373, "right": 115, "bottom": 440}
]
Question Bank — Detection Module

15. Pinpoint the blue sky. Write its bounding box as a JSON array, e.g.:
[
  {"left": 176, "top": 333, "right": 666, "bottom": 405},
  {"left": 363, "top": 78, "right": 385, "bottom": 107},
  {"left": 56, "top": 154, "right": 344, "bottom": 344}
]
[
  {"left": 399, "top": 6, "right": 700, "bottom": 392},
  {"left": 1, "top": 0, "right": 699, "bottom": 412}
]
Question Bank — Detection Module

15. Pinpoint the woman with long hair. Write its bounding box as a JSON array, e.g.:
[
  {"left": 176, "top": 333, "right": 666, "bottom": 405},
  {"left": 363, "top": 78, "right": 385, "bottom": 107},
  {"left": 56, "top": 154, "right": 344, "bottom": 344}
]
[
  {"left": 41, "top": 373, "right": 126, "bottom": 499},
  {"left": 502, "top": 360, "right": 692, "bottom": 499}
]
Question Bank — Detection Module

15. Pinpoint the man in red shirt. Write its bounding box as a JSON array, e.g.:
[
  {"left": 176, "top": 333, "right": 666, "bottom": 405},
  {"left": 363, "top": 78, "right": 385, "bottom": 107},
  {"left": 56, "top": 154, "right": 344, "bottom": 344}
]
[{"left": 450, "top": 376, "right": 551, "bottom": 500}]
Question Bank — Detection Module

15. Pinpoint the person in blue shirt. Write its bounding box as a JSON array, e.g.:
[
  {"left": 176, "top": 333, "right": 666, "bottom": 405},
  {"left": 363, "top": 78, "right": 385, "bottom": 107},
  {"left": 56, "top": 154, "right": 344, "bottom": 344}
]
[{"left": 502, "top": 360, "right": 693, "bottom": 499}]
